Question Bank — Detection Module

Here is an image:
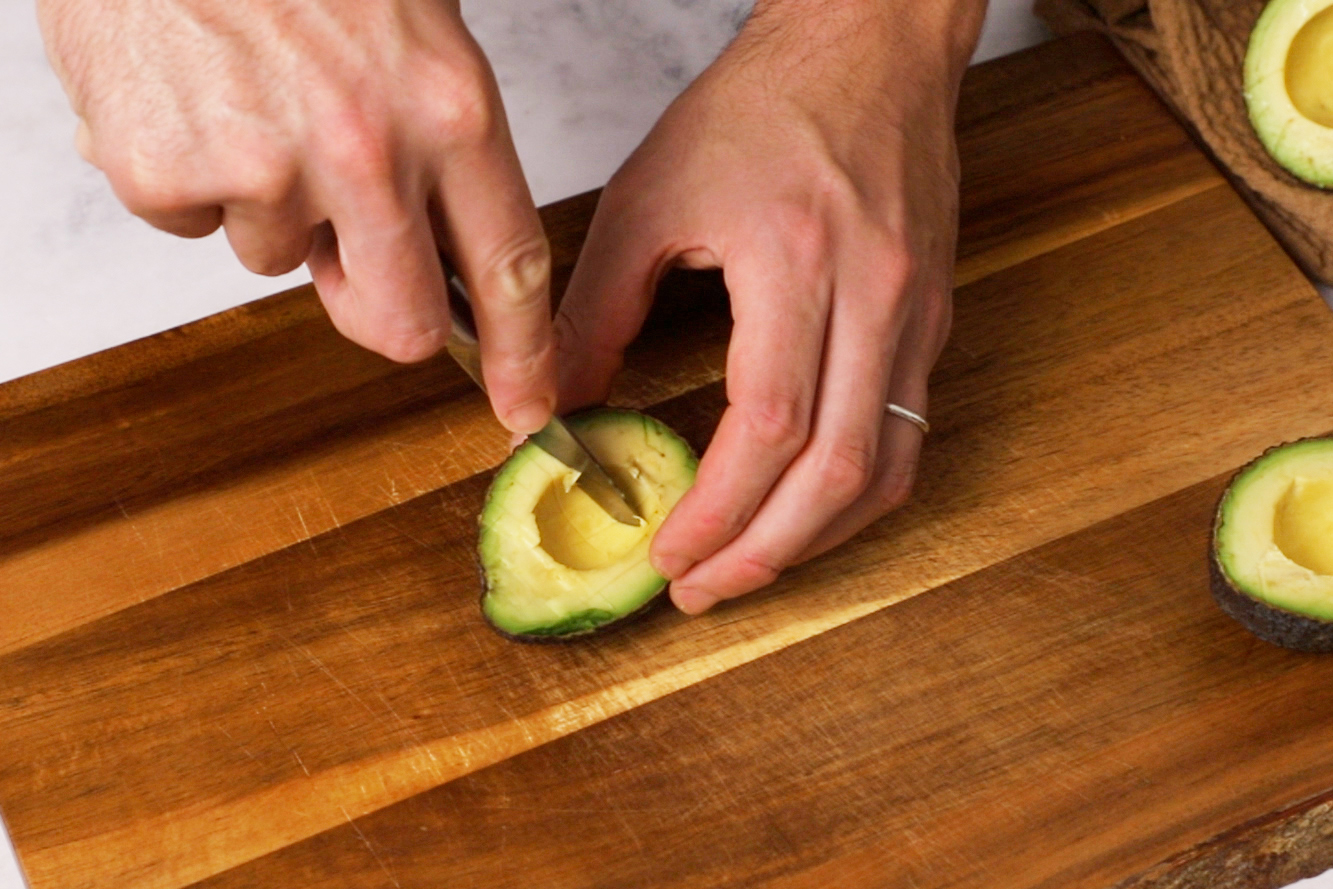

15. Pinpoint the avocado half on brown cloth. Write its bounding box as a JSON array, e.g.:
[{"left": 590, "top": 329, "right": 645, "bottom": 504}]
[{"left": 1035, "top": 0, "right": 1333, "bottom": 285}]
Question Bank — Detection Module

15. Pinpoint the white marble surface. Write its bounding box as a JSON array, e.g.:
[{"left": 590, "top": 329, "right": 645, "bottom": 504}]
[
  {"left": 0, "top": 812, "right": 21, "bottom": 889},
  {"left": 0, "top": 0, "right": 1048, "bottom": 386},
  {"left": 2, "top": 2, "right": 1328, "bottom": 888}
]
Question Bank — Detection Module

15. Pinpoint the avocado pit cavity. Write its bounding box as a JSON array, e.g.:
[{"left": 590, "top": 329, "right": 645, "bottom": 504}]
[
  {"left": 1285, "top": 5, "right": 1333, "bottom": 128},
  {"left": 1211, "top": 437, "right": 1333, "bottom": 651},
  {"left": 534, "top": 470, "right": 647, "bottom": 571},
  {"left": 478, "top": 409, "right": 697, "bottom": 641},
  {"left": 1274, "top": 477, "right": 1333, "bottom": 575},
  {"left": 1244, "top": 0, "right": 1333, "bottom": 186}
]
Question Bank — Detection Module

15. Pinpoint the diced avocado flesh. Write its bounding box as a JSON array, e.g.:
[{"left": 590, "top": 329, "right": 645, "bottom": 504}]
[
  {"left": 1215, "top": 438, "right": 1333, "bottom": 620},
  {"left": 1244, "top": 0, "right": 1333, "bottom": 186},
  {"left": 479, "top": 409, "right": 697, "bottom": 639}
]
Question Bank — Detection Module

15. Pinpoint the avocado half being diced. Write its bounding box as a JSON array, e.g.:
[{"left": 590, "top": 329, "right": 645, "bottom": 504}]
[
  {"left": 479, "top": 408, "right": 697, "bottom": 641},
  {"left": 1211, "top": 437, "right": 1333, "bottom": 651},
  {"left": 1244, "top": 0, "right": 1333, "bottom": 186}
]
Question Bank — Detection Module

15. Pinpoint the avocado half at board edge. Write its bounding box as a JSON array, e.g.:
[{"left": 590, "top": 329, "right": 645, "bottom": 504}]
[
  {"left": 1244, "top": 0, "right": 1333, "bottom": 187},
  {"left": 1211, "top": 436, "right": 1333, "bottom": 651},
  {"left": 478, "top": 408, "right": 698, "bottom": 642}
]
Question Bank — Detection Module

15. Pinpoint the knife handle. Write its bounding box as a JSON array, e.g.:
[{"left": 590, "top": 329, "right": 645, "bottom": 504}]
[{"left": 443, "top": 275, "right": 487, "bottom": 392}]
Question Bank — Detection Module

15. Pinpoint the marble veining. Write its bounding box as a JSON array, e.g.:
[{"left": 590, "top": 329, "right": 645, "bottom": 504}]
[{"left": 469, "top": 0, "right": 752, "bottom": 204}]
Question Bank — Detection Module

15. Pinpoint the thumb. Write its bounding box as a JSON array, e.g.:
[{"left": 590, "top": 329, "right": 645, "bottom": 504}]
[{"left": 554, "top": 194, "right": 669, "bottom": 411}]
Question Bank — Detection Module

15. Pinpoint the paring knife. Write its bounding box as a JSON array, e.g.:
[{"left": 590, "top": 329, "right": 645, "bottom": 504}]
[{"left": 443, "top": 275, "right": 642, "bottom": 527}]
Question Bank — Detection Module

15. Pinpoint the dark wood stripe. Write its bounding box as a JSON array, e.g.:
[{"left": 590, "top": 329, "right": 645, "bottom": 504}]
[
  {"left": 2, "top": 33, "right": 1327, "bottom": 889},
  {"left": 192, "top": 472, "right": 1333, "bottom": 889}
]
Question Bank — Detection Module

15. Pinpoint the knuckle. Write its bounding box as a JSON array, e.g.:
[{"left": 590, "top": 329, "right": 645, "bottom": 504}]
[
  {"left": 239, "top": 247, "right": 305, "bottom": 278},
  {"left": 483, "top": 238, "right": 552, "bottom": 313},
  {"left": 418, "top": 57, "right": 498, "bottom": 144},
  {"left": 320, "top": 107, "right": 394, "bottom": 185},
  {"left": 691, "top": 505, "right": 748, "bottom": 547},
  {"left": 809, "top": 165, "right": 861, "bottom": 214},
  {"left": 373, "top": 324, "right": 449, "bottom": 364},
  {"left": 872, "top": 236, "right": 917, "bottom": 293},
  {"left": 102, "top": 125, "right": 299, "bottom": 220},
  {"left": 739, "top": 397, "right": 809, "bottom": 455},
  {"left": 817, "top": 437, "right": 877, "bottom": 502},
  {"left": 770, "top": 204, "right": 828, "bottom": 271},
  {"left": 735, "top": 551, "right": 783, "bottom": 591},
  {"left": 229, "top": 223, "right": 311, "bottom": 277},
  {"left": 436, "top": 87, "right": 496, "bottom": 144},
  {"left": 233, "top": 158, "right": 298, "bottom": 209},
  {"left": 872, "top": 460, "right": 918, "bottom": 514},
  {"left": 489, "top": 336, "right": 555, "bottom": 387},
  {"left": 106, "top": 149, "right": 193, "bottom": 217}
]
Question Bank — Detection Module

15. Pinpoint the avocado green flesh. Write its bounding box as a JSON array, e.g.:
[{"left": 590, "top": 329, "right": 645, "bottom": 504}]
[
  {"left": 1215, "top": 438, "right": 1333, "bottom": 620},
  {"left": 1244, "top": 0, "right": 1333, "bottom": 187},
  {"left": 479, "top": 409, "right": 697, "bottom": 639}
]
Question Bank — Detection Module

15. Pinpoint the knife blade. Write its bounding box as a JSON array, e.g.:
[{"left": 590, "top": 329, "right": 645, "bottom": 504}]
[{"left": 443, "top": 275, "right": 642, "bottom": 527}]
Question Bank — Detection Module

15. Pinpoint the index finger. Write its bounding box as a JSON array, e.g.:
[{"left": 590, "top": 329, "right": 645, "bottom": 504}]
[
  {"left": 435, "top": 94, "right": 555, "bottom": 435},
  {"left": 648, "top": 248, "right": 829, "bottom": 580}
]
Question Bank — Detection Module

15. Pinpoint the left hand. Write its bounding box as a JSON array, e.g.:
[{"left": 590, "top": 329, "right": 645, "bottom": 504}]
[{"left": 554, "top": 0, "right": 986, "bottom": 613}]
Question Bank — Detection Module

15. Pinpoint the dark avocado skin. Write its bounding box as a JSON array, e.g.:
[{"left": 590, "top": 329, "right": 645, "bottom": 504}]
[
  {"left": 1209, "top": 442, "right": 1333, "bottom": 653},
  {"left": 479, "top": 584, "right": 669, "bottom": 644},
  {"left": 1209, "top": 553, "right": 1333, "bottom": 652}
]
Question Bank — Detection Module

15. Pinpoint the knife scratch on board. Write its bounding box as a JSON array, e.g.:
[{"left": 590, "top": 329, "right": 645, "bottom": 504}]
[
  {"left": 214, "top": 723, "right": 259, "bottom": 763},
  {"left": 340, "top": 804, "right": 402, "bottom": 888},
  {"left": 303, "top": 468, "right": 342, "bottom": 529},
  {"left": 269, "top": 628, "right": 381, "bottom": 723},
  {"left": 266, "top": 717, "right": 311, "bottom": 777},
  {"left": 292, "top": 503, "right": 318, "bottom": 554},
  {"left": 112, "top": 496, "right": 152, "bottom": 571},
  {"left": 369, "top": 687, "right": 439, "bottom": 764}
]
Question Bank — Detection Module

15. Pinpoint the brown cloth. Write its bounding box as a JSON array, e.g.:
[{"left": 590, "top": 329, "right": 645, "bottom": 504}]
[{"left": 1035, "top": 0, "right": 1333, "bottom": 283}]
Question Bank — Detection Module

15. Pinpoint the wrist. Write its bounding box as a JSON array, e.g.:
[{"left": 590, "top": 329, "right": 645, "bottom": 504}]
[{"left": 739, "top": 0, "right": 987, "bottom": 92}]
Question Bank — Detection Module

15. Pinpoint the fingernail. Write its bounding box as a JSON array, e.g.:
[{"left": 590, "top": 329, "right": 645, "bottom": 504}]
[
  {"left": 653, "top": 552, "right": 695, "bottom": 580},
  {"left": 504, "top": 397, "right": 552, "bottom": 435},
  {"left": 671, "top": 585, "right": 717, "bottom": 616}
]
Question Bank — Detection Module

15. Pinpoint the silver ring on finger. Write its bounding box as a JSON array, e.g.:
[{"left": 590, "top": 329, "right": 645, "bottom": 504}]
[{"left": 885, "top": 403, "right": 929, "bottom": 435}]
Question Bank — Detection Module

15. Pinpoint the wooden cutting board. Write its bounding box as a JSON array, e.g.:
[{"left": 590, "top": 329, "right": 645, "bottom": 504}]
[{"left": 3, "top": 33, "right": 1333, "bottom": 889}]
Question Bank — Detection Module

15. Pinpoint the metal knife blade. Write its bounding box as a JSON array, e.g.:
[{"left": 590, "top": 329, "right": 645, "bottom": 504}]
[{"left": 443, "top": 275, "right": 642, "bottom": 527}]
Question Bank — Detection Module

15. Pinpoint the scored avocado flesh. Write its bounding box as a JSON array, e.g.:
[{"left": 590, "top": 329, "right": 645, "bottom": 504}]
[
  {"left": 1245, "top": 0, "right": 1333, "bottom": 186},
  {"left": 1215, "top": 438, "right": 1333, "bottom": 620},
  {"left": 479, "top": 409, "right": 697, "bottom": 639}
]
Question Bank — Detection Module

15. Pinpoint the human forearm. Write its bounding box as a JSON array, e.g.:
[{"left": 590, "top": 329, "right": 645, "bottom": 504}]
[{"left": 740, "top": 0, "right": 988, "bottom": 103}]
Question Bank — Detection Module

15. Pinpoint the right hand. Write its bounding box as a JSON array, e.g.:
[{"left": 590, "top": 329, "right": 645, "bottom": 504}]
[{"left": 37, "top": 0, "right": 557, "bottom": 434}]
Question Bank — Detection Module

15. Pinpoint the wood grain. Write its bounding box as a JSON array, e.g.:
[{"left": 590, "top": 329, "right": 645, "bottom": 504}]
[
  {"left": 0, "top": 33, "right": 1225, "bottom": 657},
  {"left": 187, "top": 472, "right": 1333, "bottom": 889},
  {"left": 955, "top": 32, "right": 1223, "bottom": 285},
  {"left": 1, "top": 32, "right": 1331, "bottom": 889}
]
